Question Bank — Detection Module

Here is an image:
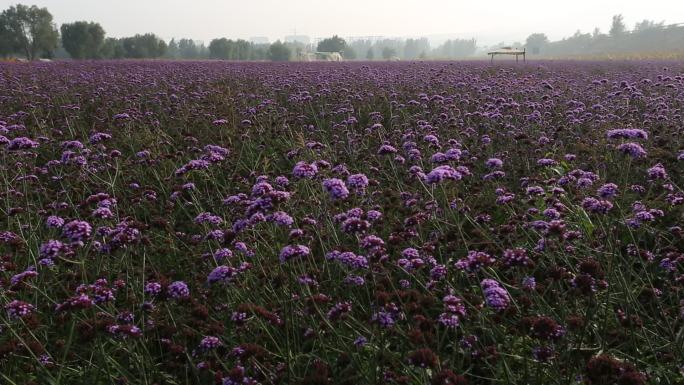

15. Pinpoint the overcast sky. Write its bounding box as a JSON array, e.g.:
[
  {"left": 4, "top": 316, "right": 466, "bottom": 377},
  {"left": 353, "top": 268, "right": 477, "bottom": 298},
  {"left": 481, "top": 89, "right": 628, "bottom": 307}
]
[{"left": 1, "top": 0, "right": 682, "bottom": 45}]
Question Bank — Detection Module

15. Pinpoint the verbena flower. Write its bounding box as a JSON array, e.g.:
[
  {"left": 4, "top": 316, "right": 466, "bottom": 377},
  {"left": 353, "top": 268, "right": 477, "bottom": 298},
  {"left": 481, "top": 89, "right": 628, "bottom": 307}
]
[
  {"left": 481, "top": 279, "right": 510, "bottom": 311},
  {"left": 62, "top": 220, "right": 92, "bottom": 242},
  {"left": 279, "top": 244, "right": 310, "bottom": 263},
  {"left": 167, "top": 281, "right": 190, "bottom": 299},
  {"left": 292, "top": 161, "right": 318, "bottom": 178},
  {"left": 323, "top": 178, "right": 349, "bottom": 200}
]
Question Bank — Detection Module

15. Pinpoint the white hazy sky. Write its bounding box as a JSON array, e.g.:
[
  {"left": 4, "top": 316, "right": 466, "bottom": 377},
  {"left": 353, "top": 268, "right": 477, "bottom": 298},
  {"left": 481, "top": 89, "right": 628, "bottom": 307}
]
[{"left": 1, "top": 0, "right": 682, "bottom": 45}]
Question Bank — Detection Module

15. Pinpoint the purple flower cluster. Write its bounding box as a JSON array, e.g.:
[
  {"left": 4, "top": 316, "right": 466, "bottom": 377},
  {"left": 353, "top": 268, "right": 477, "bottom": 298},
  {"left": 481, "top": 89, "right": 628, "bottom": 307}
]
[
  {"left": 582, "top": 197, "right": 614, "bottom": 214},
  {"left": 646, "top": 163, "right": 667, "bottom": 180},
  {"left": 326, "top": 250, "right": 369, "bottom": 269},
  {"left": 485, "top": 158, "right": 503, "bottom": 168},
  {"left": 617, "top": 142, "right": 647, "bottom": 158},
  {"left": 438, "top": 294, "right": 466, "bottom": 328},
  {"left": 7, "top": 136, "right": 40, "bottom": 150},
  {"left": 501, "top": 248, "right": 532, "bottom": 268},
  {"left": 597, "top": 183, "right": 619, "bottom": 198},
  {"left": 607, "top": 128, "right": 648, "bottom": 140},
  {"left": 346, "top": 173, "right": 369, "bottom": 194},
  {"left": 5, "top": 300, "right": 35, "bottom": 319},
  {"left": 322, "top": 178, "right": 350, "bottom": 200},
  {"left": 167, "top": 281, "right": 190, "bottom": 299},
  {"left": 425, "top": 165, "right": 463, "bottom": 184},
  {"left": 481, "top": 279, "right": 510, "bottom": 311},
  {"left": 207, "top": 262, "right": 252, "bottom": 284},
  {"left": 195, "top": 212, "right": 223, "bottom": 226},
  {"left": 455, "top": 251, "right": 496, "bottom": 272},
  {"left": 198, "top": 336, "right": 223, "bottom": 351},
  {"left": 292, "top": 161, "right": 318, "bottom": 178},
  {"left": 46, "top": 215, "right": 65, "bottom": 228},
  {"left": 279, "top": 244, "right": 310, "bottom": 263},
  {"left": 62, "top": 220, "right": 92, "bottom": 243}
]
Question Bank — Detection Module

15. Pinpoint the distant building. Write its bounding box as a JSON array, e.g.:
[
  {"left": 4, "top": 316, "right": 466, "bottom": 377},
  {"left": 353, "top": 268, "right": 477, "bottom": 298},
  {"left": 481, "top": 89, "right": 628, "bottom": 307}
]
[
  {"left": 285, "top": 35, "right": 311, "bottom": 45},
  {"left": 250, "top": 37, "right": 270, "bottom": 44}
]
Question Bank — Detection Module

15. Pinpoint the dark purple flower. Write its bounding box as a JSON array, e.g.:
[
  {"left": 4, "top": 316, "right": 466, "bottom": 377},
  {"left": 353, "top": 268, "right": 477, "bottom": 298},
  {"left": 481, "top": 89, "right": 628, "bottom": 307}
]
[
  {"left": 617, "top": 142, "right": 647, "bottom": 158},
  {"left": 377, "top": 144, "right": 398, "bottom": 154},
  {"left": 597, "top": 183, "right": 619, "bottom": 198},
  {"left": 646, "top": 163, "right": 667, "bottom": 180},
  {"left": 46, "top": 215, "right": 65, "bottom": 228},
  {"left": 7, "top": 137, "right": 39, "bottom": 150},
  {"left": 207, "top": 265, "right": 239, "bottom": 284},
  {"left": 522, "top": 276, "right": 536, "bottom": 290},
  {"left": 455, "top": 251, "right": 495, "bottom": 272},
  {"left": 198, "top": 336, "right": 223, "bottom": 351},
  {"left": 485, "top": 158, "right": 503, "bottom": 168},
  {"left": 327, "top": 301, "right": 352, "bottom": 321},
  {"left": 537, "top": 158, "right": 557, "bottom": 166},
  {"left": 292, "top": 161, "right": 318, "bottom": 178},
  {"left": 373, "top": 310, "right": 396, "bottom": 328},
  {"left": 481, "top": 279, "right": 510, "bottom": 311},
  {"left": 582, "top": 197, "right": 613, "bottom": 214},
  {"left": 62, "top": 220, "right": 92, "bottom": 242},
  {"left": 89, "top": 132, "right": 112, "bottom": 144},
  {"left": 279, "top": 244, "right": 310, "bottom": 263},
  {"left": 323, "top": 178, "right": 349, "bottom": 200},
  {"left": 5, "top": 300, "right": 35, "bottom": 319},
  {"left": 195, "top": 212, "right": 223, "bottom": 226},
  {"left": 40, "top": 239, "right": 66, "bottom": 259},
  {"left": 502, "top": 248, "right": 532, "bottom": 268},
  {"left": 346, "top": 173, "right": 369, "bottom": 193},
  {"left": 425, "top": 165, "right": 462, "bottom": 184},
  {"left": 145, "top": 282, "right": 162, "bottom": 296},
  {"left": 167, "top": 281, "right": 190, "bottom": 299},
  {"left": 341, "top": 217, "right": 370, "bottom": 234},
  {"left": 213, "top": 248, "right": 234, "bottom": 260},
  {"left": 607, "top": 128, "right": 648, "bottom": 140}
]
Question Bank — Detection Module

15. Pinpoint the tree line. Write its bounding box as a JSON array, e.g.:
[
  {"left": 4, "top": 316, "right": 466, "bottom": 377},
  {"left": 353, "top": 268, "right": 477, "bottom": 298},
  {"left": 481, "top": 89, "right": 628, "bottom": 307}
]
[
  {"left": 524, "top": 15, "right": 684, "bottom": 57},
  {"left": 0, "top": 4, "right": 168, "bottom": 60},
  {"left": 4, "top": 4, "right": 680, "bottom": 61},
  {"left": 0, "top": 4, "right": 479, "bottom": 61},
  {"left": 0, "top": 4, "right": 292, "bottom": 61},
  {"left": 316, "top": 35, "right": 477, "bottom": 60}
]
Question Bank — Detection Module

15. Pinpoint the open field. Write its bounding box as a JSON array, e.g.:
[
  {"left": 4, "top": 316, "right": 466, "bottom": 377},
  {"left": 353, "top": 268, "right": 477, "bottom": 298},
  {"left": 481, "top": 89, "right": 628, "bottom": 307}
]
[{"left": 0, "top": 60, "right": 683, "bottom": 384}]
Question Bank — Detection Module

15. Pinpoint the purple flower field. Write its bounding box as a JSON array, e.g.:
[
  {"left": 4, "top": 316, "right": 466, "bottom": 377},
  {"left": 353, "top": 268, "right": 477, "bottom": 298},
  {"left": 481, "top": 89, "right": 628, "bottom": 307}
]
[{"left": 0, "top": 60, "right": 683, "bottom": 384}]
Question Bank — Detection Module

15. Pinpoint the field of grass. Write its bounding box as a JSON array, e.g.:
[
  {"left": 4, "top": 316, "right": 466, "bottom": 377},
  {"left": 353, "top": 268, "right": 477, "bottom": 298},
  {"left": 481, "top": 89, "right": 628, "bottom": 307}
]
[{"left": 0, "top": 60, "right": 683, "bottom": 384}]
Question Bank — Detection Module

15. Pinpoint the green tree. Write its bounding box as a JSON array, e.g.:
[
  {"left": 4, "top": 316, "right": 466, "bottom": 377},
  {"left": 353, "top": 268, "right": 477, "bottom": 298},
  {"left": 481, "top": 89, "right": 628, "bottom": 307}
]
[
  {"left": 166, "top": 38, "right": 179, "bottom": 58},
  {"left": 403, "top": 38, "right": 429, "bottom": 59},
  {"left": 381, "top": 46, "right": 396, "bottom": 59},
  {"left": 1, "top": 4, "right": 59, "bottom": 60},
  {"left": 100, "top": 37, "right": 125, "bottom": 59},
  {"left": 343, "top": 46, "right": 356, "bottom": 59},
  {"left": 610, "top": 14, "right": 626, "bottom": 37},
  {"left": 178, "top": 38, "right": 200, "bottom": 59},
  {"left": 268, "top": 40, "right": 290, "bottom": 61},
  {"left": 434, "top": 38, "right": 476, "bottom": 58},
  {"left": 634, "top": 19, "right": 664, "bottom": 32},
  {"left": 121, "top": 34, "right": 166, "bottom": 58},
  {"left": 0, "top": 13, "right": 18, "bottom": 57},
  {"left": 317, "top": 35, "right": 346, "bottom": 53},
  {"left": 209, "top": 38, "right": 230, "bottom": 59},
  {"left": 525, "top": 33, "right": 549, "bottom": 54},
  {"left": 60, "top": 21, "right": 105, "bottom": 59},
  {"left": 365, "top": 48, "right": 374, "bottom": 60}
]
